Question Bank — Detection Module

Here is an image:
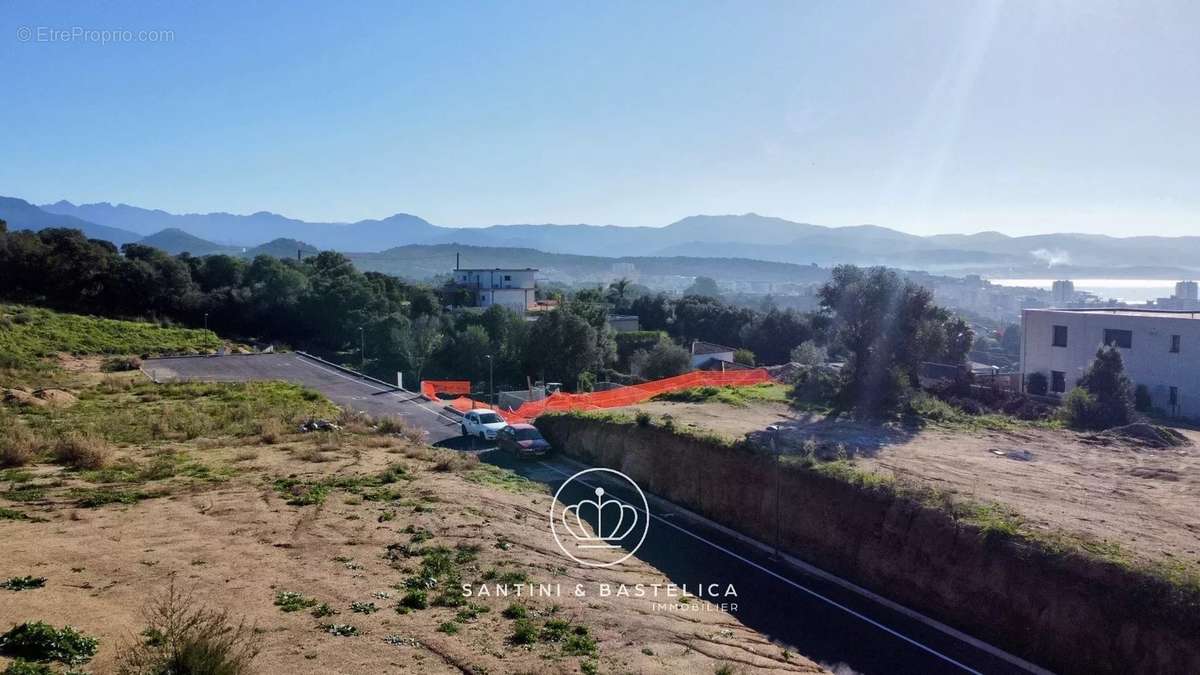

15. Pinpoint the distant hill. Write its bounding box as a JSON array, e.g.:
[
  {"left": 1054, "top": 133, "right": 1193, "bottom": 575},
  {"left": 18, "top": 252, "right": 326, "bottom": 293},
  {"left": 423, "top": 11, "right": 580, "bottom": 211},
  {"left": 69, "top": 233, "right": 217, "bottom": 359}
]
[
  {"left": 0, "top": 196, "right": 141, "bottom": 245},
  {"left": 137, "top": 228, "right": 238, "bottom": 256},
  {"left": 245, "top": 238, "right": 320, "bottom": 260},
  {"left": 41, "top": 200, "right": 441, "bottom": 251},
  {"left": 346, "top": 243, "right": 829, "bottom": 285},
  {"left": 25, "top": 196, "right": 1200, "bottom": 277}
]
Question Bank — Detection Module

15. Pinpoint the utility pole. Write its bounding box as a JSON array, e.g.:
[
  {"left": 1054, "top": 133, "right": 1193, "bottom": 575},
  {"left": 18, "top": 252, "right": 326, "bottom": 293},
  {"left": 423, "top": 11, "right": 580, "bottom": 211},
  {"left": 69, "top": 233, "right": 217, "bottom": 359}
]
[
  {"left": 767, "top": 425, "right": 782, "bottom": 560},
  {"left": 485, "top": 354, "right": 494, "bottom": 406},
  {"left": 359, "top": 327, "right": 365, "bottom": 369}
]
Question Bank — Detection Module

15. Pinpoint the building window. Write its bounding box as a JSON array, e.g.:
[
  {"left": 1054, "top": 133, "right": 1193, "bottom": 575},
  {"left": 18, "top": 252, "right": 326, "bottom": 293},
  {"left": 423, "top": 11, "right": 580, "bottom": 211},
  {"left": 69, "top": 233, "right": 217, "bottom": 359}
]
[
  {"left": 1051, "top": 370, "right": 1066, "bottom": 393},
  {"left": 1171, "top": 335, "right": 1181, "bottom": 353},
  {"left": 1169, "top": 386, "right": 1179, "bottom": 407},
  {"left": 1052, "top": 325, "right": 1068, "bottom": 347},
  {"left": 1103, "top": 328, "right": 1133, "bottom": 349},
  {"left": 504, "top": 275, "right": 511, "bottom": 281}
]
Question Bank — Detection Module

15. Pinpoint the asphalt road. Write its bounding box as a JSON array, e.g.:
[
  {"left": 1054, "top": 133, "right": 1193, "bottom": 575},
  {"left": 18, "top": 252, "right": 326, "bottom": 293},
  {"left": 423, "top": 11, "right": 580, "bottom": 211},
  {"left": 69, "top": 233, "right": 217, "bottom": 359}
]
[{"left": 143, "top": 353, "right": 1048, "bottom": 675}]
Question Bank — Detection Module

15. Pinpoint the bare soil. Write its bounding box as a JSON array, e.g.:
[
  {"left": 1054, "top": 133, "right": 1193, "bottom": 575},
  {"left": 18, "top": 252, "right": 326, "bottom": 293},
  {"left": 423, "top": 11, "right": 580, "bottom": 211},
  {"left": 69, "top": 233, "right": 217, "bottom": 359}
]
[
  {"left": 630, "top": 400, "right": 1200, "bottom": 571},
  {"left": 1, "top": 430, "right": 821, "bottom": 674}
]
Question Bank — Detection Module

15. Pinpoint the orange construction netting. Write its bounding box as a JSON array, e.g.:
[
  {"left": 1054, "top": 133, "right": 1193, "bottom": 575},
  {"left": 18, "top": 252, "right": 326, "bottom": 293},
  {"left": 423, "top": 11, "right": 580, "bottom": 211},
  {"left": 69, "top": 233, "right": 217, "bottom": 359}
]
[
  {"left": 420, "top": 380, "right": 472, "bottom": 400},
  {"left": 421, "top": 369, "right": 772, "bottom": 423}
]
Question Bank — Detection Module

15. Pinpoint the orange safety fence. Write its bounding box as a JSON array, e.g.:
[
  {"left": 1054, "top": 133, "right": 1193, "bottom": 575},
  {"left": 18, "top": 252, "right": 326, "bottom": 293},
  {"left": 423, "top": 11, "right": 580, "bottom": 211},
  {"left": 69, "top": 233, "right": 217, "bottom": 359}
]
[
  {"left": 421, "top": 369, "right": 772, "bottom": 423},
  {"left": 420, "top": 380, "right": 472, "bottom": 400}
]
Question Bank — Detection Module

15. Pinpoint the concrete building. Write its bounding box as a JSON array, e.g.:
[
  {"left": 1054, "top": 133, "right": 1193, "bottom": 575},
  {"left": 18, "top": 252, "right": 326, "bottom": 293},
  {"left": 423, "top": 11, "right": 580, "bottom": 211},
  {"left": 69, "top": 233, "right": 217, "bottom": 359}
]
[
  {"left": 1153, "top": 280, "right": 1200, "bottom": 311},
  {"left": 1177, "top": 281, "right": 1199, "bottom": 301},
  {"left": 606, "top": 315, "right": 641, "bottom": 332},
  {"left": 452, "top": 268, "right": 537, "bottom": 312},
  {"left": 1021, "top": 308, "right": 1200, "bottom": 417},
  {"left": 1051, "top": 280, "right": 1075, "bottom": 306}
]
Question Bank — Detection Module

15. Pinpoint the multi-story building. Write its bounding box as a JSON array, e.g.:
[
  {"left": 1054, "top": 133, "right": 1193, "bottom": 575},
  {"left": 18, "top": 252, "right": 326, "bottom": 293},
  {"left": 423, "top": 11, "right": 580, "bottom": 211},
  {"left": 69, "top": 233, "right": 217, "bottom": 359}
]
[
  {"left": 1153, "top": 280, "right": 1200, "bottom": 311},
  {"left": 1051, "top": 280, "right": 1075, "bottom": 306},
  {"left": 452, "top": 268, "right": 537, "bottom": 313},
  {"left": 1020, "top": 308, "right": 1200, "bottom": 417}
]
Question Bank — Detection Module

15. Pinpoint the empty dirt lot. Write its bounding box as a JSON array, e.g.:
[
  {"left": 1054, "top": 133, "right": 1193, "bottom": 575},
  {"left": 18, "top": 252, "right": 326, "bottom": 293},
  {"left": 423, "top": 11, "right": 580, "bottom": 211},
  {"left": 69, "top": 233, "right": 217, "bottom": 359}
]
[{"left": 630, "top": 399, "right": 1200, "bottom": 573}]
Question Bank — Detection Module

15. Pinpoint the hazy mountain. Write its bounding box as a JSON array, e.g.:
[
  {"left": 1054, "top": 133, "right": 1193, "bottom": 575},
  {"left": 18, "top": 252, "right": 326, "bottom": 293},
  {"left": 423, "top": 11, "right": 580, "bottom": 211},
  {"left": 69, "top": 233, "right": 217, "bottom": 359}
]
[
  {"left": 137, "top": 228, "right": 238, "bottom": 256},
  {"left": 1, "top": 196, "right": 141, "bottom": 245},
  {"left": 41, "top": 200, "right": 441, "bottom": 251},
  {"left": 25, "top": 197, "right": 1200, "bottom": 276}
]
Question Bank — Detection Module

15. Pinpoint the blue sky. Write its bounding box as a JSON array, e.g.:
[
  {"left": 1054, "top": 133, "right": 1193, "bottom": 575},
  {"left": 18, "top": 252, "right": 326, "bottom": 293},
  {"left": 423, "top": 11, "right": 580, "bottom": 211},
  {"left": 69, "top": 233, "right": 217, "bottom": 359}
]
[{"left": 2, "top": 0, "right": 1197, "bottom": 236}]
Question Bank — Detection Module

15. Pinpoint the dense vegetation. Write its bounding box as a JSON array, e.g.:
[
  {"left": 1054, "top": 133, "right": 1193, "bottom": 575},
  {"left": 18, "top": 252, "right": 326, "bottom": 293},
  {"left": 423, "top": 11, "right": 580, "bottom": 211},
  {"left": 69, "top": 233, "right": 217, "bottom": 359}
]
[{"left": 0, "top": 222, "right": 973, "bottom": 411}]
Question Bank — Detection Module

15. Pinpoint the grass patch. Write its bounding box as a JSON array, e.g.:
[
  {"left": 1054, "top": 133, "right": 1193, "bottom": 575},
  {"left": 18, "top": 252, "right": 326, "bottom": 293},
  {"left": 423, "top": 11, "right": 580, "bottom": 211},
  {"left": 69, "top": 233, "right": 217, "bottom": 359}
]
[
  {"left": 465, "top": 464, "right": 543, "bottom": 494},
  {"left": 0, "top": 304, "right": 220, "bottom": 360},
  {"left": 115, "top": 583, "right": 258, "bottom": 675},
  {"left": 70, "top": 487, "right": 153, "bottom": 508},
  {"left": 651, "top": 383, "right": 790, "bottom": 407}
]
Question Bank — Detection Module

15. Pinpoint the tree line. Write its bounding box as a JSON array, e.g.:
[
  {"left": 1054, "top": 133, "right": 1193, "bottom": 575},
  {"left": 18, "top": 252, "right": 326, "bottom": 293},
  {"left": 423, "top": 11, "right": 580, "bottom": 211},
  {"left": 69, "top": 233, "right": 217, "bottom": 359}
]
[{"left": 0, "top": 222, "right": 973, "bottom": 410}]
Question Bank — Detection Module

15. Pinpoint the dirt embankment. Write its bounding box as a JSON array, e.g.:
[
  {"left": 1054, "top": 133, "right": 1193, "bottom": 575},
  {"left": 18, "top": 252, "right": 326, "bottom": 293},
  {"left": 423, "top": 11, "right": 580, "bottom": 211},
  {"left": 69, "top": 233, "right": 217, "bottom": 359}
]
[{"left": 535, "top": 414, "right": 1200, "bottom": 675}]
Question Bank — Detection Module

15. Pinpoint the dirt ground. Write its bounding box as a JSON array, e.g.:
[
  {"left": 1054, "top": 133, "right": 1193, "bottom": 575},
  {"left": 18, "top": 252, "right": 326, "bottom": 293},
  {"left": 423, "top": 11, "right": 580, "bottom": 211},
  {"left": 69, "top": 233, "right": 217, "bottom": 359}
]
[
  {"left": 630, "top": 400, "right": 1200, "bottom": 571},
  {"left": 1, "top": 427, "right": 821, "bottom": 674}
]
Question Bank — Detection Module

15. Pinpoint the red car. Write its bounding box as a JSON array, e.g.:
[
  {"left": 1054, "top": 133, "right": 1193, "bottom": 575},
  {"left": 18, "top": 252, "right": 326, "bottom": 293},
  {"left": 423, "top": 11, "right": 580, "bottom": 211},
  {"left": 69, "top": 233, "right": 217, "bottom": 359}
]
[{"left": 496, "top": 423, "right": 551, "bottom": 458}]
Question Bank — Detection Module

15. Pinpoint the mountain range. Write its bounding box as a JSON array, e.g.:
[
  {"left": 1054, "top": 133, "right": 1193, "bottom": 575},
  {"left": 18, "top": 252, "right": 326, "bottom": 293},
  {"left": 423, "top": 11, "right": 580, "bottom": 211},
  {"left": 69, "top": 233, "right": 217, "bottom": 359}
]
[{"left": 2, "top": 195, "right": 1198, "bottom": 277}]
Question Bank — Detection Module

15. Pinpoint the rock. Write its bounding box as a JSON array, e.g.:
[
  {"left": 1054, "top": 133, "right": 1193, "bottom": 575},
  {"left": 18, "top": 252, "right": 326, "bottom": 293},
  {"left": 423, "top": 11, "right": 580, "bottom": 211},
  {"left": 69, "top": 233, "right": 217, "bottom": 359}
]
[
  {"left": 2, "top": 388, "right": 45, "bottom": 407},
  {"left": 33, "top": 388, "right": 78, "bottom": 407}
]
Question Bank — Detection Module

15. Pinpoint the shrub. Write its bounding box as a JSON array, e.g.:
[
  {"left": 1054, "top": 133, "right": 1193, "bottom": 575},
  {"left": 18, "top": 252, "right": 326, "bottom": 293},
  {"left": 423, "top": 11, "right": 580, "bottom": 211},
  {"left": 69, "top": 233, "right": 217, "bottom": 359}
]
[
  {"left": 732, "top": 348, "right": 755, "bottom": 366},
  {"left": 0, "top": 426, "right": 42, "bottom": 468},
  {"left": 115, "top": 584, "right": 258, "bottom": 675},
  {"left": 634, "top": 411, "right": 651, "bottom": 427},
  {"left": 101, "top": 356, "right": 143, "bottom": 372},
  {"left": 256, "top": 418, "right": 284, "bottom": 445},
  {"left": 399, "top": 590, "right": 428, "bottom": 610},
  {"left": 0, "top": 621, "right": 99, "bottom": 666},
  {"left": 789, "top": 366, "right": 839, "bottom": 407},
  {"left": 640, "top": 341, "right": 691, "bottom": 380},
  {"left": 274, "top": 591, "right": 318, "bottom": 612},
  {"left": 509, "top": 619, "right": 538, "bottom": 645},
  {"left": 501, "top": 603, "right": 527, "bottom": 619},
  {"left": 1134, "top": 384, "right": 1153, "bottom": 413},
  {"left": 1026, "top": 371, "right": 1048, "bottom": 396},
  {"left": 1071, "top": 345, "right": 1134, "bottom": 429},
  {"left": 52, "top": 433, "right": 112, "bottom": 470},
  {"left": 1, "top": 576, "right": 46, "bottom": 591},
  {"left": 1061, "top": 388, "right": 1105, "bottom": 430},
  {"left": 2, "top": 660, "right": 55, "bottom": 675},
  {"left": 789, "top": 341, "right": 827, "bottom": 366}
]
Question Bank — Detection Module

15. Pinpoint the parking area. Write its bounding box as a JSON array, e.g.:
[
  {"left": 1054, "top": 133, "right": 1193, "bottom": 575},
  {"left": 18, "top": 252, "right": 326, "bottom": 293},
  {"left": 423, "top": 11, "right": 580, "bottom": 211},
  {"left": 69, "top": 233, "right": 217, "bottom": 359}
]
[{"left": 142, "top": 353, "right": 466, "bottom": 445}]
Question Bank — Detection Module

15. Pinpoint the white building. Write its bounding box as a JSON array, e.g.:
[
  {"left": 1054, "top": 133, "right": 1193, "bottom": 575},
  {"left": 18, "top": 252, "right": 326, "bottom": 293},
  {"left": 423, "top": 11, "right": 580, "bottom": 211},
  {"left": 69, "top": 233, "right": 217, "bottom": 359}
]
[
  {"left": 1051, "top": 280, "right": 1075, "bottom": 306},
  {"left": 1177, "top": 281, "right": 1199, "bottom": 301},
  {"left": 452, "top": 268, "right": 537, "bottom": 312},
  {"left": 1021, "top": 308, "right": 1200, "bottom": 417},
  {"left": 1153, "top": 280, "right": 1200, "bottom": 311}
]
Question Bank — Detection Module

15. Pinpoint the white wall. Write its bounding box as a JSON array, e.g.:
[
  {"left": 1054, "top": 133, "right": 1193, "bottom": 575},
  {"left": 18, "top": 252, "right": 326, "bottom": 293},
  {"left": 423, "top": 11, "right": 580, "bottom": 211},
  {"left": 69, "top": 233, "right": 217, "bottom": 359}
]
[
  {"left": 454, "top": 269, "right": 536, "bottom": 290},
  {"left": 477, "top": 288, "right": 533, "bottom": 312},
  {"left": 1021, "top": 310, "right": 1200, "bottom": 417}
]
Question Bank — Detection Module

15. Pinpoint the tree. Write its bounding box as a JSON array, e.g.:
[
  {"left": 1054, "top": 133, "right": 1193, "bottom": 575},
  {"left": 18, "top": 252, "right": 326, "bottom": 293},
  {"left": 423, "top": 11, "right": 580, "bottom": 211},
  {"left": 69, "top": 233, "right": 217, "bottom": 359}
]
[
  {"left": 1067, "top": 345, "right": 1134, "bottom": 429},
  {"left": 606, "top": 278, "right": 633, "bottom": 311},
  {"left": 403, "top": 315, "right": 443, "bottom": 384},
  {"left": 527, "top": 310, "right": 600, "bottom": 389},
  {"left": 639, "top": 341, "right": 691, "bottom": 380},
  {"left": 733, "top": 348, "right": 755, "bottom": 366},
  {"left": 683, "top": 276, "right": 720, "bottom": 298},
  {"left": 818, "top": 265, "right": 961, "bottom": 414},
  {"left": 1000, "top": 324, "right": 1021, "bottom": 355},
  {"left": 789, "top": 341, "right": 827, "bottom": 366}
]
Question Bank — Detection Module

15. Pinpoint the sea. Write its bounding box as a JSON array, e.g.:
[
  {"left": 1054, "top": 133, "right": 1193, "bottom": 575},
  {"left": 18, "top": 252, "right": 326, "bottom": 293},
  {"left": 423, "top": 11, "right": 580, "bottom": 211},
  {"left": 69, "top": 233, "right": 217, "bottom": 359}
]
[{"left": 985, "top": 278, "right": 1179, "bottom": 304}]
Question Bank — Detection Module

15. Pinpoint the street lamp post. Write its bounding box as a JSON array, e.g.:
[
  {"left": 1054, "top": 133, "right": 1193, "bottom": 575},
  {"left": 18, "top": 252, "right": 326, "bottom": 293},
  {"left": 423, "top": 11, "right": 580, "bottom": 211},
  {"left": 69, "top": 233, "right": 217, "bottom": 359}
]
[
  {"left": 203, "top": 312, "right": 209, "bottom": 331},
  {"left": 485, "top": 354, "right": 494, "bottom": 406},
  {"left": 359, "top": 327, "right": 365, "bottom": 369}
]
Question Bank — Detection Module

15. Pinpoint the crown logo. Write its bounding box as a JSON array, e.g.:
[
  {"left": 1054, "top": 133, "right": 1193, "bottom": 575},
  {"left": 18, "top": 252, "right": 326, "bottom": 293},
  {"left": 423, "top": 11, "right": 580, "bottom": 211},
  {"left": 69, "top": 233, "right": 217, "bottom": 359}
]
[{"left": 561, "top": 487, "right": 639, "bottom": 549}]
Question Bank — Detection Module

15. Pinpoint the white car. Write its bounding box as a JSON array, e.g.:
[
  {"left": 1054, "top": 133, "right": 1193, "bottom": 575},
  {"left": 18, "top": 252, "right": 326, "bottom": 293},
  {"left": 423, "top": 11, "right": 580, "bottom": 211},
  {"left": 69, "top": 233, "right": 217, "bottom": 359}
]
[{"left": 461, "top": 409, "right": 507, "bottom": 440}]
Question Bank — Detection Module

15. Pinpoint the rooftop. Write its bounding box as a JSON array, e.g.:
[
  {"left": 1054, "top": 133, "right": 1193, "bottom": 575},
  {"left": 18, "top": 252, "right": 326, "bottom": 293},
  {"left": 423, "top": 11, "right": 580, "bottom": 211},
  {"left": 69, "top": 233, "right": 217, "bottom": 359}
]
[
  {"left": 692, "top": 340, "right": 737, "bottom": 355},
  {"left": 1027, "top": 307, "right": 1200, "bottom": 320},
  {"left": 455, "top": 267, "right": 538, "bottom": 272}
]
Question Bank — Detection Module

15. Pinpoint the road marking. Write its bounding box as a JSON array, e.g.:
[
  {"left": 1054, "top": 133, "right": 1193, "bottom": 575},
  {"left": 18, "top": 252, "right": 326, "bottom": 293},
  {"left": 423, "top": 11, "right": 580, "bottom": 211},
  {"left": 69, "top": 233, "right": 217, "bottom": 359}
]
[{"left": 537, "top": 459, "right": 1000, "bottom": 675}]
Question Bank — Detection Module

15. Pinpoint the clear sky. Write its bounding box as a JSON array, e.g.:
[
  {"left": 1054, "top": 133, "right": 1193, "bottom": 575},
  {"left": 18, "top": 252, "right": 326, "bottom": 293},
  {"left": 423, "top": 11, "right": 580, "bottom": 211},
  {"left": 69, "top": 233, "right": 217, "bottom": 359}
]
[{"left": 2, "top": 0, "right": 1197, "bottom": 236}]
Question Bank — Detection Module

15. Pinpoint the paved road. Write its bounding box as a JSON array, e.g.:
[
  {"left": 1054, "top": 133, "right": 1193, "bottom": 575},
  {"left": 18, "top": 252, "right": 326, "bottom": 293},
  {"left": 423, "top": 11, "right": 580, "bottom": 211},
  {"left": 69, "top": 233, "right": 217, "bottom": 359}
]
[
  {"left": 143, "top": 353, "right": 469, "bottom": 446},
  {"left": 144, "top": 353, "right": 1048, "bottom": 675}
]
